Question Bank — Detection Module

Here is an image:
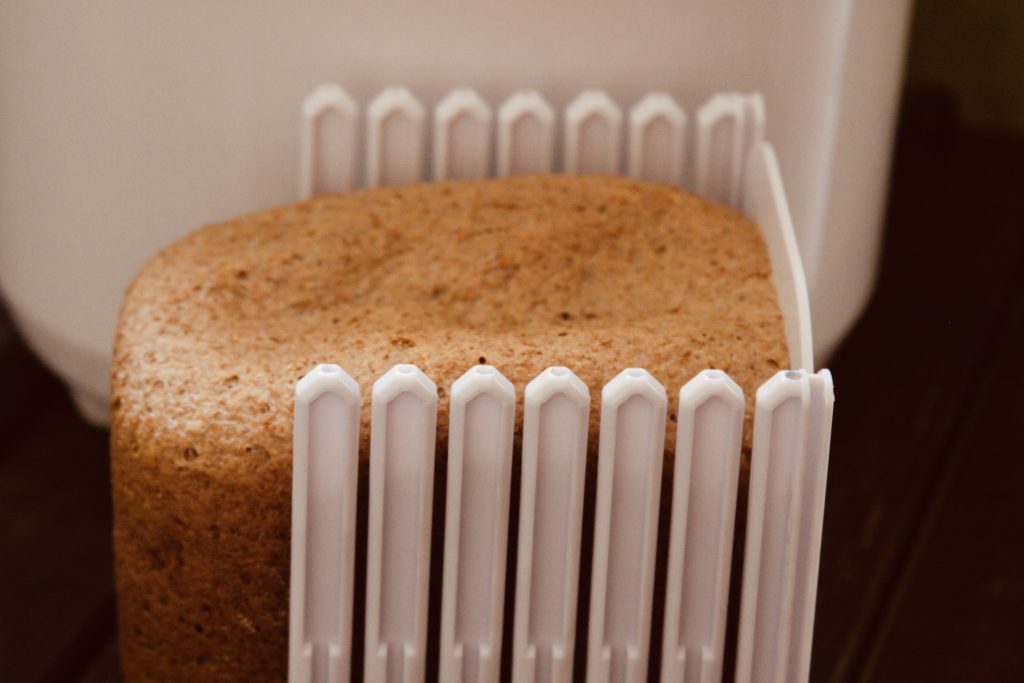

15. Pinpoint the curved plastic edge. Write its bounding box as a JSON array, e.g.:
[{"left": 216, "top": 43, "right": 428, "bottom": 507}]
[
  {"left": 742, "top": 142, "right": 814, "bottom": 371},
  {"left": 734, "top": 369, "right": 835, "bottom": 683},
  {"left": 512, "top": 367, "right": 591, "bottom": 683},
  {"left": 433, "top": 88, "right": 493, "bottom": 181},
  {"left": 364, "top": 365, "right": 438, "bottom": 683},
  {"left": 299, "top": 84, "right": 359, "bottom": 199},
  {"left": 439, "top": 365, "right": 517, "bottom": 683},
  {"left": 660, "top": 370, "right": 744, "bottom": 683},
  {"left": 587, "top": 368, "right": 668, "bottom": 683},
  {"left": 628, "top": 92, "right": 688, "bottom": 185},
  {"left": 366, "top": 87, "right": 426, "bottom": 188},
  {"left": 497, "top": 91, "right": 556, "bottom": 177},
  {"left": 289, "top": 364, "right": 362, "bottom": 683}
]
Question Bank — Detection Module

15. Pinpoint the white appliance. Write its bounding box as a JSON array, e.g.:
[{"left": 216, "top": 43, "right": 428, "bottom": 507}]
[{"left": 0, "top": 1, "right": 911, "bottom": 424}]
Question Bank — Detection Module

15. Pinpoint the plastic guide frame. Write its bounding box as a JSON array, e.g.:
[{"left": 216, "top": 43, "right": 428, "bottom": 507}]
[{"left": 289, "top": 85, "right": 834, "bottom": 683}]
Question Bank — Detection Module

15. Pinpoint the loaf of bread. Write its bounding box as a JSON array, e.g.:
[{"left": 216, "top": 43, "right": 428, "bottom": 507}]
[{"left": 111, "top": 174, "right": 788, "bottom": 681}]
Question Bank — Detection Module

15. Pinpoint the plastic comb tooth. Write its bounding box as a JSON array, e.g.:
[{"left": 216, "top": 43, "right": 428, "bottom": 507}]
[
  {"left": 433, "top": 89, "right": 493, "bottom": 181},
  {"left": 364, "top": 365, "right": 438, "bottom": 683},
  {"left": 289, "top": 365, "right": 361, "bottom": 683},
  {"left": 627, "top": 93, "right": 687, "bottom": 185},
  {"left": 439, "top": 366, "right": 517, "bottom": 683},
  {"left": 366, "top": 87, "right": 426, "bottom": 188},
  {"left": 660, "top": 370, "right": 745, "bottom": 683},
  {"left": 563, "top": 90, "right": 623, "bottom": 175},
  {"left": 511, "top": 367, "right": 590, "bottom": 683},
  {"left": 299, "top": 84, "right": 359, "bottom": 199},
  {"left": 695, "top": 92, "right": 747, "bottom": 207},
  {"left": 497, "top": 91, "right": 556, "bottom": 177},
  {"left": 587, "top": 369, "right": 667, "bottom": 683},
  {"left": 735, "top": 370, "right": 835, "bottom": 683}
]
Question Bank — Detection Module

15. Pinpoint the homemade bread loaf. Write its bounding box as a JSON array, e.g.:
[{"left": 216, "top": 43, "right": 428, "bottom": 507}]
[{"left": 111, "top": 174, "right": 788, "bottom": 681}]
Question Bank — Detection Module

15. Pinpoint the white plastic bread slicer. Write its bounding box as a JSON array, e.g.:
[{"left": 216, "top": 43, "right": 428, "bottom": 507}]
[{"left": 288, "top": 85, "right": 835, "bottom": 683}]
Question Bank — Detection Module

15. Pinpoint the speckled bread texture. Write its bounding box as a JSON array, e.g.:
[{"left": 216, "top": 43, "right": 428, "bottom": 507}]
[{"left": 111, "top": 174, "right": 788, "bottom": 682}]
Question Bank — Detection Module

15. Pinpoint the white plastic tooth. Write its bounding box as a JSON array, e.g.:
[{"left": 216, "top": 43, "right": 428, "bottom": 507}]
[
  {"left": 587, "top": 368, "right": 667, "bottom": 683},
  {"left": 512, "top": 367, "right": 591, "bottom": 683},
  {"left": 366, "top": 87, "right": 426, "bottom": 187},
  {"left": 627, "top": 93, "right": 687, "bottom": 185},
  {"left": 659, "top": 371, "right": 745, "bottom": 683},
  {"left": 288, "top": 364, "right": 361, "bottom": 683},
  {"left": 299, "top": 84, "right": 359, "bottom": 199},
  {"left": 364, "top": 365, "right": 438, "bottom": 683},
  {"left": 735, "top": 370, "right": 835, "bottom": 683},
  {"left": 497, "top": 91, "right": 556, "bottom": 177},
  {"left": 433, "top": 89, "right": 493, "bottom": 181},
  {"left": 440, "top": 366, "right": 517, "bottom": 683},
  {"left": 695, "top": 92, "right": 747, "bottom": 208},
  {"left": 563, "top": 90, "right": 623, "bottom": 175}
]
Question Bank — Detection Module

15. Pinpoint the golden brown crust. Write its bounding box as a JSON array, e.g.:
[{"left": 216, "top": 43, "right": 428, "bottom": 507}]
[{"left": 111, "top": 174, "right": 787, "bottom": 681}]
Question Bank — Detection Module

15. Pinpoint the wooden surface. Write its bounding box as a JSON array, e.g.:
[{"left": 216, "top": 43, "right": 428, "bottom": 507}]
[{"left": 1, "top": 93, "right": 1023, "bottom": 682}]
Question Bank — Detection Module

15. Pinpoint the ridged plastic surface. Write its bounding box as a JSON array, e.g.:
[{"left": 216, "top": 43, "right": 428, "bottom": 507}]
[{"left": 288, "top": 363, "right": 834, "bottom": 683}]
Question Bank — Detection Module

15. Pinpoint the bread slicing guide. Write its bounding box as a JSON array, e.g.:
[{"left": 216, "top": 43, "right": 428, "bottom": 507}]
[{"left": 289, "top": 85, "right": 833, "bottom": 683}]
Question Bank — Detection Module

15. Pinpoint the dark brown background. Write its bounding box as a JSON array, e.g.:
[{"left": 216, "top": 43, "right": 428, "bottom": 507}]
[{"left": 2, "top": 4, "right": 1023, "bottom": 681}]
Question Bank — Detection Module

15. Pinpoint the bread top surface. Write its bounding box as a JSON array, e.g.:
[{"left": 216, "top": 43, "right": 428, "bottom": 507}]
[{"left": 112, "top": 174, "right": 788, "bottom": 466}]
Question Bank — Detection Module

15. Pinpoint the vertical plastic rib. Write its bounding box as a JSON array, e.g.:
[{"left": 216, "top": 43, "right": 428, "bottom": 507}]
[
  {"left": 512, "top": 368, "right": 591, "bottom": 683},
  {"left": 587, "top": 369, "right": 668, "bottom": 683},
  {"left": 440, "top": 366, "right": 517, "bottom": 683},
  {"left": 433, "top": 89, "right": 493, "bottom": 181},
  {"left": 695, "top": 92, "right": 747, "bottom": 208},
  {"left": 563, "top": 90, "right": 623, "bottom": 175},
  {"left": 735, "top": 370, "right": 835, "bottom": 683},
  {"left": 659, "top": 371, "right": 745, "bottom": 683},
  {"left": 366, "top": 87, "right": 426, "bottom": 187},
  {"left": 497, "top": 91, "right": 556, "bottom": 177},
  {"left": 364, "top": 365, "right": 438, "bottom": 683},
  {"left": 741, "top": 93, "right": 766, "bottom": 179},
  {"left": 299, "top": 84, "right": 359, "bottom": 199},
  {"left": 289, "top": 365, "right": 361, "bottom": 683},
  {"left": 627, "top": 93, "right": 687, "bottom": 185}
]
